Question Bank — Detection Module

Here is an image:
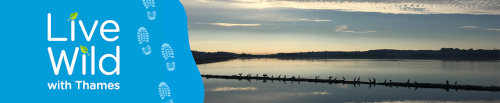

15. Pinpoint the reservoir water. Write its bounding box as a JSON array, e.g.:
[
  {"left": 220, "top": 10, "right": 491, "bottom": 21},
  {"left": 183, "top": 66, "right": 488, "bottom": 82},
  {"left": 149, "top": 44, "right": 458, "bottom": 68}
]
[{"left": 198, "top": 58, "right": 500, "bottom": 103}]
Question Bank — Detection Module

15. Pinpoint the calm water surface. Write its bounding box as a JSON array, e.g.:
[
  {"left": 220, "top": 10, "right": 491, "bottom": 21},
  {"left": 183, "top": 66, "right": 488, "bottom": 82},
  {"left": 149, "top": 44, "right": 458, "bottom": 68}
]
[{"left": 198, "top": 58, "right": 500, "bottom": 103}]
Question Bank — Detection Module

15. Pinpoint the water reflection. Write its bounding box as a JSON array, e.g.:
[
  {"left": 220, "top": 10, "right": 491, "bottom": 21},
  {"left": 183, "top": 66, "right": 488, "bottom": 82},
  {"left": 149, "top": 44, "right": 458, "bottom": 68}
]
[
  {"left": 203, "top": 78, "right": 500, "bottom": 103},
  {"left": 199, "top": 58, "right": 500, "bottom": 86},
  {"left": 200, "top": 58, "right": 500, "bottom": 102},
  {"left": 271, "top": 91, "right": 331, "bottom": 98},
  {"left": 203, "top": 76, "right": 499, "bottom": 92},
  {"left": 208, "top": 86, "right": 257, "bottom": 92},
  {"left": 379, "top": 100, "right": 500, "bottom": 103},
  {"left": 297, "top": 91, "right": 330, "bottom": 95}
]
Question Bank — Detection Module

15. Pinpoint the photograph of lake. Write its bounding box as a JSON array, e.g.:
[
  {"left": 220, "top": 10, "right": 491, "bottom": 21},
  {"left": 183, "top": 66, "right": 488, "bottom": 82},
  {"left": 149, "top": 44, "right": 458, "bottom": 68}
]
[{"left": 180, "top": 0, "right": 500, "bottom": 102}]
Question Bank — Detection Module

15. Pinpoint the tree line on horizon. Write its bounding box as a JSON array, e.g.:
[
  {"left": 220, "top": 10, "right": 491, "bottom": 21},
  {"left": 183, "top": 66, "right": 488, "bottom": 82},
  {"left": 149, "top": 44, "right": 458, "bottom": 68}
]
[{"left": 192, "top": 48, "right": 500, "bottom": 60}]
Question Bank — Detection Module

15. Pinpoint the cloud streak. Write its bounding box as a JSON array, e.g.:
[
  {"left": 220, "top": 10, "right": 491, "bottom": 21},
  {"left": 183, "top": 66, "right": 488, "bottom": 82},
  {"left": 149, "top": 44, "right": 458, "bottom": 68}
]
[
  {"left": 458, "top": 26, "right": 479, "bottom": 29},
  {"left": 457, "top": 26, "right": 500, "bottom": 32},
  {"left": 335, "top": 25, "right": 377, "bottom": 33},
  {"left": 209, "top": 23, "right": 261, "bottom": 27},
  {"left": 275, "top": 17, "right": 332, "bottom": 22},
  {"left": 484, "top": 29, "right": 500, "bottom": 31},
  {"left": 298, "top": 19, "right": 332, "bottom": 22},
  {"left": 334, "top": 25, "right": 349, "bottom": 32},
  {"left": 191, "top": 0, "right": 500, "bottom": 15}
]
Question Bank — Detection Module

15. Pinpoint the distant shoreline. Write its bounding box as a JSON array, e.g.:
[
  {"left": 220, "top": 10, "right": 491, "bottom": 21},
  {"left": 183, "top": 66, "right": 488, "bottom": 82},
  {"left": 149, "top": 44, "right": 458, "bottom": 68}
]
[
  {"left": 194, "top": 57, "right": 499, "bottom": 64},
  {"left": 239, "top": 57, "right": 500, "bottom": 60},
  {"left": 193, "top": 48, "right": 500, "bottom": 64}
]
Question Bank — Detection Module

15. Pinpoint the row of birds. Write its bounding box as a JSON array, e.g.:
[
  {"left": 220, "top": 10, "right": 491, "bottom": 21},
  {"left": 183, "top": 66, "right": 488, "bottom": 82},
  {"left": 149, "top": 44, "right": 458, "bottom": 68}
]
[{"left": 237, "top": 73, "right": 459, "bottom": 85}]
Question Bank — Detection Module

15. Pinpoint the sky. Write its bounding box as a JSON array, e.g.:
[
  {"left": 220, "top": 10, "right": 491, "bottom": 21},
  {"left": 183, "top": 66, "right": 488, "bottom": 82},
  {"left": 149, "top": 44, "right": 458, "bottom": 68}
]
[{"left": 180, "top": 0, "right": 500, "bottom": 54}]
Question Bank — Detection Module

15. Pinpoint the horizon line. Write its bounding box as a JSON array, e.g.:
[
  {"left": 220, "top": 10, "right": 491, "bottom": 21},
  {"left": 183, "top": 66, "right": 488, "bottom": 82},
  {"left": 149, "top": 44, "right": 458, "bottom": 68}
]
[{"left": 192, "top": 47, "right": 500, "bottom": 55}]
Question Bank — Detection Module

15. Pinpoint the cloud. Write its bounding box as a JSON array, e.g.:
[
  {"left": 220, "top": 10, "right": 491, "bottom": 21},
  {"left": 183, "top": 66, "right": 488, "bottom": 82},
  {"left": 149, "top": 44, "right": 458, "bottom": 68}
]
[
  {"left": 298, "top": 19, "right": 332, "bottom": 22},
  {"left": 275, "top": 17, "right": 332, "bottom": 22},
  {"left": 484, "top": 29, "right": 500, "bottom": 31},
  {"left": 209, "top": 23, "right": 261, "bottom": 27},
  {"left": 341, "top": 30, "right": 377, "bottom": 33},
  {"left": 335, "top": 25, "right": 349, "bottom": 32},
  {"left": 188, "top": 0, "right": 500, "bottom": 15},
  {"left": 457, "top": 26, "right": 500, "bottom": 31},
  {"left": 335, "top": 25, "right": 377, "bottom": 33},
  {"left": 208, "top": 87, "right": 257, "bottom": 92},
  {"left": 458, "top": 26, "right": 479, "bottom": 29}
]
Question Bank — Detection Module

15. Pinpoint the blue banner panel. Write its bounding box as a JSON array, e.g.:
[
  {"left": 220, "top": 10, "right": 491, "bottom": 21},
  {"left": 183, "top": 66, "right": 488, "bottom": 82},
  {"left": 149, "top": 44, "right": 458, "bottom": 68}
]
[{"left": 0, "top": 0, "right": 204, "bottom": 103}]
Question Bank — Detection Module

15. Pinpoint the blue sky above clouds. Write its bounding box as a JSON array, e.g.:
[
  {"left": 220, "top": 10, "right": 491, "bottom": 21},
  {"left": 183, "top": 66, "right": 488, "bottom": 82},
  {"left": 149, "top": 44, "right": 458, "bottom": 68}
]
[{"left": 181, "top": 0, "right": 500, "bottom": 54}]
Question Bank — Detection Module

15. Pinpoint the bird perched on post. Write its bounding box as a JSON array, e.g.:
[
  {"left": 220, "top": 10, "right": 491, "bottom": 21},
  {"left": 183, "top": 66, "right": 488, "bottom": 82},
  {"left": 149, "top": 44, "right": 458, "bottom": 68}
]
[
  {"left": 373, "top": 78, "right": 376, "bottom": 83},
  {"left": 278, "top": 74, "right": 281, "bottom": 78},
  {"left": 446, "top": 80, "right": 449, "bottom": 85},
  {"left": 343, "top": 76, "right": 345, "bottom": 81},
  {"left": 357, "top": 77, "right": 361, "bottom": 81},
  {"left": 334, "top": 76, "right": 337, "bottom": 81},
  {"left": 384, "top": 79, "right": 387, "bottom": 83},
  {"left": 329, "top": 76, "right": 332, "bottom": 80},
  {"left": 414, "top": 81, "right": 418, "bottom": 85},
  {"left": 407, "top": 79, "right": 410, "bottom": 83},
  {"left": 369, "top": 78, "right": 372, "bottom": 83}
]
